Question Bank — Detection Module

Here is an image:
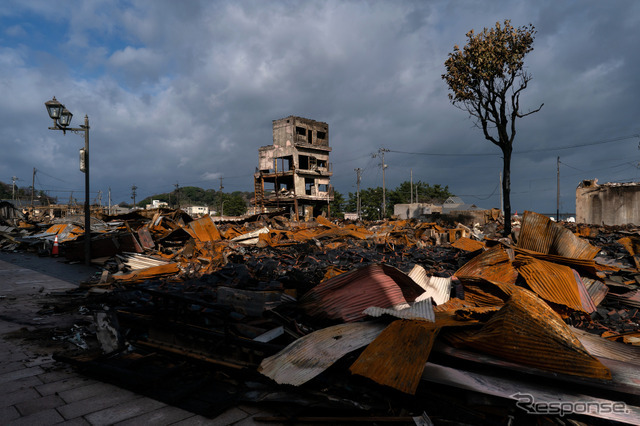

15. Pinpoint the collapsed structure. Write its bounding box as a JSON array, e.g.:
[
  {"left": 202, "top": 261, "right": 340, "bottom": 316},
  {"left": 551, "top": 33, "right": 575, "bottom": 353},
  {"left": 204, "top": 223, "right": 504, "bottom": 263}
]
[
  {"left": 254, "top": 116, "right": 333, "bottom": 220},
  {"left": 1, "top": 206, "right": 639, "bottom": 424},
  {"left": 577, "top": 179, "right": 640, "bottom": 226}
]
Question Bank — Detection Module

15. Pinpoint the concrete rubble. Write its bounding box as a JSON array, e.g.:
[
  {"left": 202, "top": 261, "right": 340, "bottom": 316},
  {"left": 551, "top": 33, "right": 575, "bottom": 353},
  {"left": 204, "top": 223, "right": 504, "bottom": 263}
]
[{"left": 1, "top": 207, "right": 640, "bottom": 424}]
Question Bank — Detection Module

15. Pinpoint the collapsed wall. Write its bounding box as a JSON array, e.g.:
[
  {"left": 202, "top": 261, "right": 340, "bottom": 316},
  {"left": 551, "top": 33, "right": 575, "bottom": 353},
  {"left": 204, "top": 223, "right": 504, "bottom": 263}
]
[{"left": 576, "top": 179, "right": 640, "bottom": 226}]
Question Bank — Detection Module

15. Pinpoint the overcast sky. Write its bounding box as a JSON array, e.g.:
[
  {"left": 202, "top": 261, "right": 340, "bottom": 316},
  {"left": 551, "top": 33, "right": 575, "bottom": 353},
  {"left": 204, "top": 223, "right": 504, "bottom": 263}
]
[{"left": 1, "top": 0, "right": 638, "bottom": 215}]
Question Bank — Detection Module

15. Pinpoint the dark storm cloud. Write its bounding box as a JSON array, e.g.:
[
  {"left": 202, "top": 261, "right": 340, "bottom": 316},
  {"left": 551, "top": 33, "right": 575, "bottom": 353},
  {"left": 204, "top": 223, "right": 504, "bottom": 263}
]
[{"left": 0, "top": 0, "right": 638, "bottom": 212}]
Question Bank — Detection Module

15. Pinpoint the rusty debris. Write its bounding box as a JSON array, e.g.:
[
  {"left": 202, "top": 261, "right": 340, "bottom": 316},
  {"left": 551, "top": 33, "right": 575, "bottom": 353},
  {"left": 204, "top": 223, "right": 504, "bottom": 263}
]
[{"left": 2, "top": 207, "right": 640, "bottom": 424}]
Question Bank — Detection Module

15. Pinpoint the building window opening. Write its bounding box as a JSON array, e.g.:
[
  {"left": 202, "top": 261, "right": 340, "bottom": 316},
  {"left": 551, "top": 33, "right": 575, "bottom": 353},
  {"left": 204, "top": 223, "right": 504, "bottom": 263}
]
[
  {"left": 299, "top": 155, "right": 309, "bottom": 170},
  {"left": 318, "top": 184, "right": 328, "bottom": 193},
  {"left": 317, "top": 131, "right": 326, "bottom": 140},
  {"left": 296, "top": 126, "right": 306, "bottom": 136},
  {"left": 317, "top": 159, "right": 327, "bottom": 169},
  {"left": 305, "top": 178, "right": 315, "bottom": 196}
]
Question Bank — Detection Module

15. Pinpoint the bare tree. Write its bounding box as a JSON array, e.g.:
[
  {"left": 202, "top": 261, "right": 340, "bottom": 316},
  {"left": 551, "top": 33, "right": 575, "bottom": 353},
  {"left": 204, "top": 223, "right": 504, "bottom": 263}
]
[{"left": 442, "top": 20, "right": 543, "bottom": 236}]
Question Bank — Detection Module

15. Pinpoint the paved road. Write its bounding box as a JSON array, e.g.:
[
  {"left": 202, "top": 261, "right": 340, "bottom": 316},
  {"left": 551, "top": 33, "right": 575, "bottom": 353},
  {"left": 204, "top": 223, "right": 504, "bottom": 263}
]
[{"left": 0, "top": 251, "right": 275, "bottom": 425}]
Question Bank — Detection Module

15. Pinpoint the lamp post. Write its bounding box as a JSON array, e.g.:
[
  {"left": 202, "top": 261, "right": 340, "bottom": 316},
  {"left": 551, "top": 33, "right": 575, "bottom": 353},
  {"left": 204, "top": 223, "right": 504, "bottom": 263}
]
[{"left": 44, "top": 97, "right": 91, "bottom": 265}]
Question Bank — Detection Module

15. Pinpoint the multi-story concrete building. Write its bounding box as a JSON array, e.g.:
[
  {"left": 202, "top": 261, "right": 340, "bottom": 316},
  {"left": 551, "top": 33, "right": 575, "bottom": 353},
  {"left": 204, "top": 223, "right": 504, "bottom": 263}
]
[{"left": 254, "top": 116, "right": 333, "bottom": 219}]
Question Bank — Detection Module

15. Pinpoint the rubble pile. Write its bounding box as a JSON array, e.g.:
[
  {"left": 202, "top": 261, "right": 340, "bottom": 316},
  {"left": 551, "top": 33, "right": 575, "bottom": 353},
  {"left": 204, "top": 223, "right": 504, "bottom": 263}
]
[{"left": 2, "top": 208, "right": 640, "bottom": 424}]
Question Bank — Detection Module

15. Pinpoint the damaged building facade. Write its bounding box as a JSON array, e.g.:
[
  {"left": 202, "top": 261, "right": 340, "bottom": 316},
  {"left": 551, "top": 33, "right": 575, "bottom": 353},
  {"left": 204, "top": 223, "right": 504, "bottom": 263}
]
[
  {"left": 254, "top": 116, "right": 333, "bottom": 220},
  {"left": 576, "top": 179, "right": 640, "bottom": 225}
]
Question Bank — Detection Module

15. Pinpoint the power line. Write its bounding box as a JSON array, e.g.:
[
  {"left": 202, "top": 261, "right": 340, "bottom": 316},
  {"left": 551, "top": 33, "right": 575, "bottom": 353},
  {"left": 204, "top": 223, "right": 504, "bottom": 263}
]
[{"left": 387, "top": 133, "right": 640, "bottom": 157}]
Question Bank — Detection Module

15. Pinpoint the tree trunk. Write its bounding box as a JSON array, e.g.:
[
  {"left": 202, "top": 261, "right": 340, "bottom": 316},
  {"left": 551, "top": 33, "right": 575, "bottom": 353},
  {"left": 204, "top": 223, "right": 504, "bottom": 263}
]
[{"left": 502, "top": 147, "right": 512, "bottom": 236}]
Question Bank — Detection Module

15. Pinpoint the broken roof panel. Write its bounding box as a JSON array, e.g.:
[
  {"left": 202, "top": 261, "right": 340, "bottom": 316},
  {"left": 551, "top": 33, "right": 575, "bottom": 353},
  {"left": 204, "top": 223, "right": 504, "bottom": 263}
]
[
  {"left": 513, "top": 255, "right": 596, "bottom": 313},
  {"left": 363, "top": 298, "right": 435, "bottom": 322},
  {"left": 454, "top": 245, "right": 518, "bottom": 286},
  {"left": 407, "top": 265, "right": 451, "bottom": 305},
  {"left": 448, "top": 288, "right": 611, "bottom": 380},
  {"left": 185, "top": 215, "right": 222, "bottom": 242},
  {"left": 111, "top": 262, "right": 181, "bottom": 284},
  {"left": 350, "top": 320, "right": 439, "bottom": 395},
  {"left": 455, "top": 276, "right": 516, "bottom": 307},
  {"left": 258, "top": 321, "right": 387, "bottom": 386},
  {"left": 517, "top": 210, "right": 600, "bottom": 260},
  {"left": 421, "top": 363, "right": 639, "bottom": 424},
  {"left": 298, "top": 264, "right": 425, "bottom": 323},
  {"left": 450, "top": 237, "right": 485, "bottom": 252}
]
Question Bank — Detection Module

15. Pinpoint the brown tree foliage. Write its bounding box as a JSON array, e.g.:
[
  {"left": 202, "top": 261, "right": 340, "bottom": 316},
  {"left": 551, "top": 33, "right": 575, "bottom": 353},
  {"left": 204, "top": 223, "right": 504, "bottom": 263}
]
[{"left": 442, "top": 20, "right": 542, "bottom": 236}]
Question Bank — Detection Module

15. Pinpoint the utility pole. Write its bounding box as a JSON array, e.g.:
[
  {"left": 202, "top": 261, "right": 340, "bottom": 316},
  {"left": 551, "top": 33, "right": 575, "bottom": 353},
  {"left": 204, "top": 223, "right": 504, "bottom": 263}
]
[
  {"left": 11, "top": 176, "right": 18, "bottom": 202},
  {"left": 219, "top": 178, "right": 224, "bottom": 216},
  {"left": 131, "top": 185, "right": 137, "bottom": 207},
  {"left": 175, "top": 182, "right": 180, "bottom": 209},
  {"left": 410, "top": 169, "right": 413, "bottom": 204},
  {"left": 557, "top": 156, "right": 560, "bottom": 222},
  {"left": 108, "top": 187, "right": 112, "bottom": 215},
  {"left": 31, "top": 168, "right": 36, "bottom": 211},
  {"left": 373, "top": 148, "right": 389, "bottom": 218},
  {"left": 354, "top": 168, "right": 362, "bottom": 219}
]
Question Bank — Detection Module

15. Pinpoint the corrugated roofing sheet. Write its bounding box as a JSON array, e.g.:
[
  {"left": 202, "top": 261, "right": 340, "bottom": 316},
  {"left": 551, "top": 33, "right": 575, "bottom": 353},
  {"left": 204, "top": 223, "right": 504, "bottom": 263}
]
[
  {"left": 185, "top": 215, "right": 222, "bottom": 242},
  {"left": 349, "top": 320, "right": 439, "bottom": 394},
  {"left": 448, "top": 288, "right": 611, "bottom": 380},
  {"left": 408, "top": 265, "right": 451, "bottom": 305},
  {"left": 456, "top": 276, "right": 517, "bottom": 307},
  {"left": 454, "top": 245, "right": 518, "bottom": 285},
  {"left": 363, "top": 299, "right": 435, "bottom": 322},
  {"left": 582, "top": 277, "right": 609, "bottom": 306},
  {"left": 258, "top": 321, "right": 387, "bottom": 386},
  {"left": 298, "top": 264, "right": 425, "bottom": 323},
  {"left": 450, "top": 237, "right": 485, "bottom": 252},
  {"left": 517, "top": 210, "right": 600, "bottom": 260},
  {"left": 112, "top": 262, "right": 180, "bottom": 284},
  {"left": 571, "top": 327, "right": 640, "bottom": 366},
  {"left": 513, "top": 255, "right": 596, "bottom": 313}
]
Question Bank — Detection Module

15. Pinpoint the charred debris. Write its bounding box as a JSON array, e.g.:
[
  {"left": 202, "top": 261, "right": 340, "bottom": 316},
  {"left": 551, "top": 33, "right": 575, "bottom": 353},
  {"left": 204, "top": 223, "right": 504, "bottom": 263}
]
[{"left": 1, "top": 207, "right": 640, "bottom": 425}]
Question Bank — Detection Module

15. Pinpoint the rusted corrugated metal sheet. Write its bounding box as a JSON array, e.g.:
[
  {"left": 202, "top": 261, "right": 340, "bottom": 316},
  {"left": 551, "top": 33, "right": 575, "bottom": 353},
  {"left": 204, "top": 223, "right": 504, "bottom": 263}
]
[
  {"left": 450, "top": 237, "right": 485, "bottom": 252},
  {"left": 456, "top": 276, "right": 516, "bottom": 307},
  {"left": 185, "top": 215, "right": 222, "bottom": 242},
  {"left": 606, "top": 290, "right": 640, "bottom": 308},
  {"left": 111, "top": 263, "right": 180, "bottom": 284},
  {"left": 448, "top": 288, "right": 611, "bottom": 380},
  {"left": 298, "top": 264, "right": 425, "bottom": 323},
  {"left": 517, "top": 210, "right": 600, "bottom": 260},
  {"left": 43, "top": 223, "right": 84, "bottom": 242},
  {"left": 350, "top": 320, "right": 439, "bottom": 395},
  {"left": 258, "top": 321, "right": 387, "bottom": 386},
  {"left": 454, "top": 245, "right": 518, "bottom": 285},
  {"left": 571, "top": 327, "right": 640, "bottom": 366},
  {"left": 363, "top": 299, "right": 435, "bottom": 322},
  {"left": 513, "top": 255, "right": 596, "bottom": 313},
  {"left": 512, "top": 246, "right": 599, "bottom": 276},
  {"left": 433, "top": 297, "right": 476, "bottom": 312},
  {"left": 582, "top": 277, "right": 609, "bottom": 306},
  {"left": 421, "top": 363, "right": 639, "bottom": 424},
  {"left": 408, "top": 265, "right": 451, "bottom": 305}
]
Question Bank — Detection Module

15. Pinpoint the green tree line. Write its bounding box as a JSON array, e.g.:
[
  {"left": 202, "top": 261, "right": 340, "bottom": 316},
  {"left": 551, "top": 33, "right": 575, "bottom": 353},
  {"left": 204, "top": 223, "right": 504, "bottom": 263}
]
[{"left": 330, "top": 180, "right": 453, "bottom": 220}]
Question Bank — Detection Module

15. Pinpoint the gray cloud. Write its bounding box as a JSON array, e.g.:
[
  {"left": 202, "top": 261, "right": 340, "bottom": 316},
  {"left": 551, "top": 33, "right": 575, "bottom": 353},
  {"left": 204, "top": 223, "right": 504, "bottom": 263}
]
[{"left": 0, "top": 0, "right": 638, "bottom": 212}]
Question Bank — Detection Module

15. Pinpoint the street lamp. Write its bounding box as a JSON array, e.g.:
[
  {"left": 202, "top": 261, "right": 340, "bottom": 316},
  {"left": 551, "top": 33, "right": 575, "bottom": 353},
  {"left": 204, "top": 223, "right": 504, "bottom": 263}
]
[{"left": 44, "top": 96, "right": 91, "bottom": 265}]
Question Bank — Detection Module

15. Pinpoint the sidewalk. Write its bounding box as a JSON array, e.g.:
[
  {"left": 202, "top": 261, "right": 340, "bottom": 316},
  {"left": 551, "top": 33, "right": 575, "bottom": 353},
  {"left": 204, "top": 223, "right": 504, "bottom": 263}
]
[{"left": 0, "top": 252, "right": 274, "bottom": 425}]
